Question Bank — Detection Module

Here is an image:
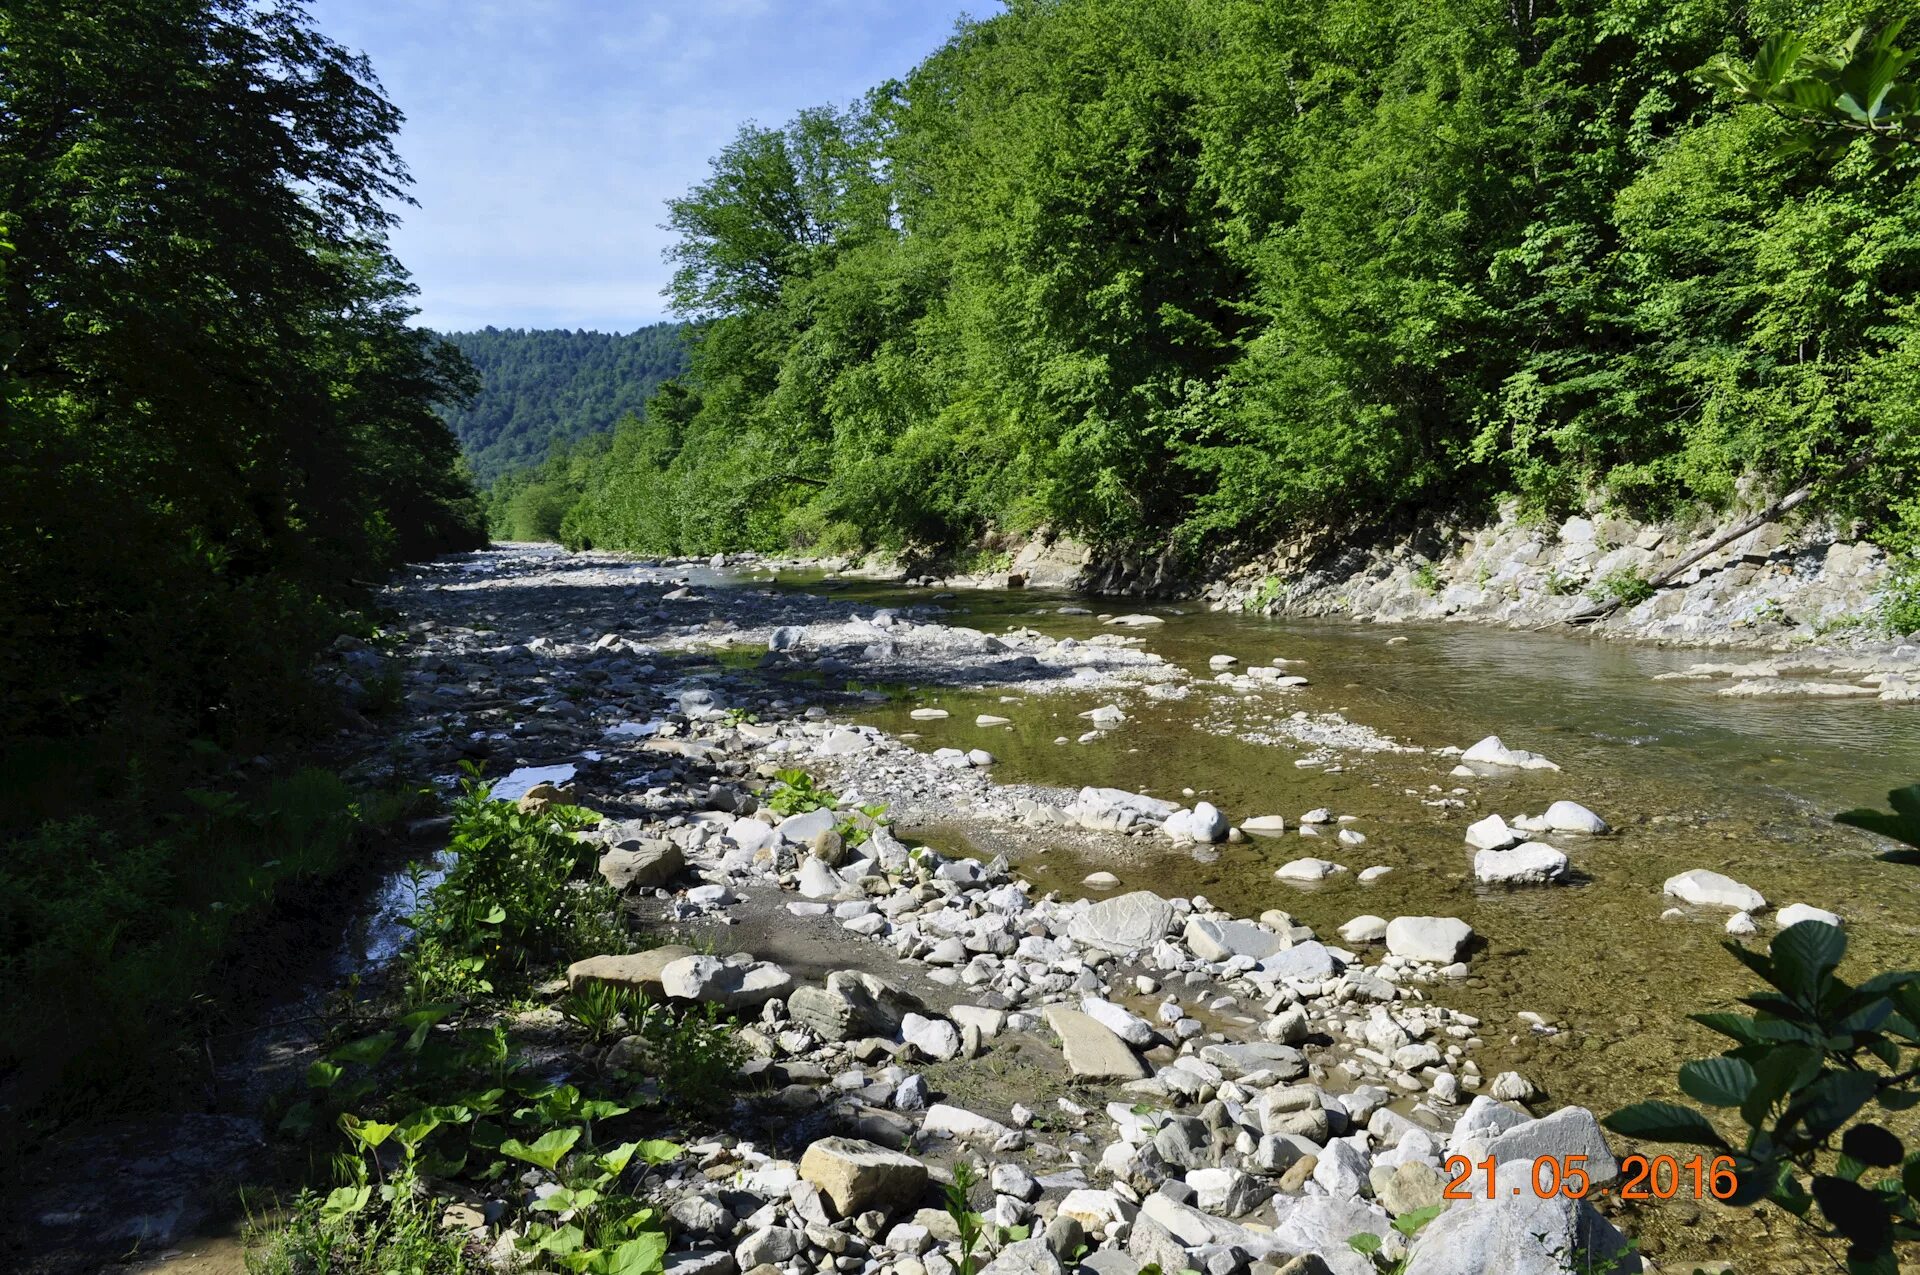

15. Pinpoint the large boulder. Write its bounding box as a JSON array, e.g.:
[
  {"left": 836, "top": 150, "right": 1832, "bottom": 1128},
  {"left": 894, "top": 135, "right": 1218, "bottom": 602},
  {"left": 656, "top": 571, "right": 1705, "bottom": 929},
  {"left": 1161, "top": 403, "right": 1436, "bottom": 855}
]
[
  {"left": 660, "top": 955, "right": 792, "bottom": 1011},
  {"left": 1044, "top": 1006, "right": 1148, "bottom": 1080},
  {"left": 1473, "top": 844, "right": 1568, "bottom": 886},
  {"left": 598, "top": 840, "right": 683, "bottom": 890},
  {"left": 1543, "top": 801, "right": 1608, "bottom": 834},
  {"left": 1483, "top": 1107, "right": 1620, "bottom": 1187},
  {"left": 1185, "top": 917, "right": 1284, "bottom": 961},
  {"left": 566, "top": 945, "right": 695, "bottom": 996},
  {"left": 1385, "top": 917, "right": 1473, "bottom": 964},
  {"left": 1464, "top": 814, "right": 1519, "bottom": 852},
  {"left": 798, "top": 1137, "right": 927, "bottom": 1218},
  {"left": 788, "top": 971, "right": 924, "bottom": 1041},
  {"left": 1403, "top": 1193, "right": 1638, "bottom": 1275},
  {"left": 1663, "top": 869, "right": 1765, "bottom": 912},
  {"left": 1068, "top": 891, "right": 1174, "bottom": 955}
]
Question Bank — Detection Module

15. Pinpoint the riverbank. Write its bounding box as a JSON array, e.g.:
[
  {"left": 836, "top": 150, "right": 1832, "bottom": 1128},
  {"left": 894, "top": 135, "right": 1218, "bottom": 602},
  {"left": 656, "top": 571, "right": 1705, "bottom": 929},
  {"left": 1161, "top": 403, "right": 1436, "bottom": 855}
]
[
  {"left": 45, "top": 543, "right": 1919, "bottom": 1275},
  {"left": 822, "top": 500, "right": 1919, "bottom": 679}
]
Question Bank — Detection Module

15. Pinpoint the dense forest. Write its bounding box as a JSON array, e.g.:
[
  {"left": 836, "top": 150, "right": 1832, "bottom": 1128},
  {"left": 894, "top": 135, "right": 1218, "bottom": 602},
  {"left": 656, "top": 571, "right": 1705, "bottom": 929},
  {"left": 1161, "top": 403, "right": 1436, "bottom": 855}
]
[
  {"left": 436, "top": 324, "right": 688, "bottom": 482},
  {"left": 0, "top": 0, "right": 485, "bottom": 1101},
  {"left": 511, "top": 0, "right": 1919, "bottom": 582}
]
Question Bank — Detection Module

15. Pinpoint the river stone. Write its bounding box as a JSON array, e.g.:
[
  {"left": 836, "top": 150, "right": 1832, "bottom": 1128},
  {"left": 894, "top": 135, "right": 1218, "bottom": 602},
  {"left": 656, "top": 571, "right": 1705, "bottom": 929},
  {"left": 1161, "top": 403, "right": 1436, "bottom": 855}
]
[
  {"left": 1472, "top": 844, "right": 1568, "bottom": 885},
  {"left": 1274, "top": 857, "right": 1342, "bottom": 882},
  {"left": 1778, "top": 903, "right": 1842, "bottom": 928},
  {"left": 981, "top": 1239, "right": 1064, "bottom": 1275},
  {"left": 1258, "top": 941, "right": 1338, "bottom": 981},
  {"left": 921, "top": 1104, "right": 1013, "bottom": 1141},
  {"left": 1068, "top": 891, "right": 1174, "bottom": 954},
  {"left": 1385, "top": 917, "right": 1473, "bottom": 964},
  {"left": 799, "top": 1137, "right": 927, "bottom": 1218},
  {"left": 1663, "top": 869, "right": 1766, "bottom": 911},
  {"left": 1185, "top": 917, "right": 1284, "bottom": 961},
  {"left": 1484, "top": 1107, "right": 1619, "bottom": 1186},
  {"left": 1201, "top": 1042, "right": 1308, "bottom": 1080},
  {"left": 1402, "top": 1192, "right": 1637, "bottom": 1275},
  {"left": 734, "top": 1227, "right": 802, "bottom": 1269},
  {"left": 1080, "top": 997, "right": 1156, "bottom": 1046},
  {"left": 566, "top": 945, "right": 695, "bottom": 995},
  {"left": 901, "top": 1013, "right": 962, "bottom": 1061},
  {"left": 1373, "top": 1160, "right": 1445, "bottom": 1215},
  {"left": 598, "top": 840, "right": 684, "bottom": 890},
  {"left": 1269, "top": 1196, "right": 1392, "bottom": 1271},
  {"left": 1338, "top": 915, "right": 1388, "bottom": 944},
  {"left": 1543, "top": 800, "right": 1609, "bottom": 834},
  {"left": 769, "top": 625, "right": 805, "bottom": 651},
  {"left": 777, "top": 808, "right": 838, "bottom": 844},
  {"left": 661, "top": 955, "right": 792, "bottom": 1011},
  {"left": 1258, "top": 1086, "right": 1331, "bottom": 1142},
  {"left": 1044, "top": 1006, "right": 1149, "bottom": 1080},
  {"left": 1460, "top": 735, "right": 1560, "bottom": 771},
  {"left": 789, "top": 970, "right": 923, "bottom": 1041},
  {"left": 1464, "top": 814, "right": 1519, "bottom": 852},
  {"left": 798, "top": 856, "right": 855, "bottom": 900},
  {"left": 1242, "top": 815, "right": 1288, "bottom": 835}
]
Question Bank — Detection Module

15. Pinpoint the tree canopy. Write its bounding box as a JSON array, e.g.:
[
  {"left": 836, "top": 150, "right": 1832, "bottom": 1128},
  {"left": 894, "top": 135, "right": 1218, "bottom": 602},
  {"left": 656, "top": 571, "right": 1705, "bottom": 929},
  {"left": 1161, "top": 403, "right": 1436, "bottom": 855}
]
[{"left": 515, "top": 0, "right": 1920, "bottom": 570}]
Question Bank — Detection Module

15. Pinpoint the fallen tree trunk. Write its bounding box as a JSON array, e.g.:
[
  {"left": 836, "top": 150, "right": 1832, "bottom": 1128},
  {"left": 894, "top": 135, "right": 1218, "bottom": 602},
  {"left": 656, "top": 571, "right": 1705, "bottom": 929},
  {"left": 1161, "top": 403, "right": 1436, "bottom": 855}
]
[{"left": 1550, "top": 451, "right": 1875, "bottom": 628}]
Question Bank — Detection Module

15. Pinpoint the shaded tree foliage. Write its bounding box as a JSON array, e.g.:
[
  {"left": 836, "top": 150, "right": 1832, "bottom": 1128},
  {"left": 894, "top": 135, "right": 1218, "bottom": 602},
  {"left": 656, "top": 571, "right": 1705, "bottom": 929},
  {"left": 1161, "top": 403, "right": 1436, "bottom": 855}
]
[
  {"left": 528, "top": 0, "right": 1920, "bottom": 568},
  {"left": 0, "top": 0, "right": 485, "bottom": 1097}
]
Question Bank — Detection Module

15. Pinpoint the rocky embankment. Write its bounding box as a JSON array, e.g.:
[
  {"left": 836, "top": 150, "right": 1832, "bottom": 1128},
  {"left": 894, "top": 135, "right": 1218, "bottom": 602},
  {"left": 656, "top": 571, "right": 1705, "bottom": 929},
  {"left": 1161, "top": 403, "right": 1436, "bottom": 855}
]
[{"left": 307, "top": 545, "right": 1759, "bottom": 1275}]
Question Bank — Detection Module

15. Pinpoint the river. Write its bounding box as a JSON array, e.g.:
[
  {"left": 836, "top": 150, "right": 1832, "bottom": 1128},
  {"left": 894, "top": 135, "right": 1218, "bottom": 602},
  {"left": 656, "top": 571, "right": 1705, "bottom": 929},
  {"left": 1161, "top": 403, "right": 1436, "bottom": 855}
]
[{"left": 758, "top": 566, "right": 1920, "bottom": 1122}]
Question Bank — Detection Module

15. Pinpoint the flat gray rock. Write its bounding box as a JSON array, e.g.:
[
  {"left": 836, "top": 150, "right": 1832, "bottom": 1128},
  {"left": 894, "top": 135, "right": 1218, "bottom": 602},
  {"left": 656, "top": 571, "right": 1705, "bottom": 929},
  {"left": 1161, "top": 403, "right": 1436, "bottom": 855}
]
[
  {"left": 1044, "top": 1006, "right": 1148, "bottom": 1080},
  {"left": 1068, "top": 890, "right": 1174, "bottom": 954}
]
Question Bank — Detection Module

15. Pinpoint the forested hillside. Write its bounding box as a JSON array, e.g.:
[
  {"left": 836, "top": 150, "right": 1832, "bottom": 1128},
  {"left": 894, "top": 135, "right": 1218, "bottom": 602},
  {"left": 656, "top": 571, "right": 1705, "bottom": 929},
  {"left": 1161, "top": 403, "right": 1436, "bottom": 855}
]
[
  {"left": 1, "top": 0, "right": 485, "bottom": 1099},
  {"left": 531, "top": 0, "right": 1919, "bottom": 584},
  {"left": 438, "top": 324, "right": 687, "bottom": 481}
]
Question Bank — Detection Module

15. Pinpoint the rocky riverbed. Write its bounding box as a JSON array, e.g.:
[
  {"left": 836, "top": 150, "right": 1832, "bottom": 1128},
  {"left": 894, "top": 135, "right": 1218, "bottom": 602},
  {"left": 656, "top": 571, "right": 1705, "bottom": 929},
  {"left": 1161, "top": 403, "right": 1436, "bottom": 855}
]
[{"left": 254, "top": 542, "right": 1918, "bottom": 1275}]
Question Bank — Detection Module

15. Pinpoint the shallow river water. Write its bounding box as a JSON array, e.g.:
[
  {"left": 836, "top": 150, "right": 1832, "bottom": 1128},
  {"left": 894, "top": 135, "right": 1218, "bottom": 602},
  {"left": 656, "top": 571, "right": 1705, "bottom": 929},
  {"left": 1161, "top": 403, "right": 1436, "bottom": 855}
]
[{"left": 764, "top": 569, "right": 1920, "bottom": 1124}]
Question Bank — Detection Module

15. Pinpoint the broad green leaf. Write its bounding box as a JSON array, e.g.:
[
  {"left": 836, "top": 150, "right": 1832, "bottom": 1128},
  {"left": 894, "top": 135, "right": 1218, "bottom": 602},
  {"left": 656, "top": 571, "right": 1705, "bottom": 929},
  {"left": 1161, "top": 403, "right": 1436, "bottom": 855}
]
[
  {"left": 1679, "top": 1057, "right": 1755, "bottom": 1108},
  {"left": 1770, "top": 921, "right": 1847, "bottom": 1004},
  {"left": 1347, "top": 1233, "right": 1383, "bottom": 1256},
  {"left": 329, "top": 1033, "right": 396, "bottom": 1067},
  {"left": 319, "top": 1184, "right": 370, "bottom": 1224},
  {"left": 635, "top": 1138, "right": 685, "bottom": 1165},
  {"left": 1602, "top": 1102, "right": 1728, "bottom": 1148},
  {"left": 597, "top": 1234, "right": 670, "bottom": 1275},
  {"left": 1391, "top": 1204, "right": 1443, "bottom": 1237},
  {"left": 501, "top": 1126, "right": 583, "bottom": 1171},
  {"left": 304, "top": 1060, "right": 343, "bottom": 1089}
]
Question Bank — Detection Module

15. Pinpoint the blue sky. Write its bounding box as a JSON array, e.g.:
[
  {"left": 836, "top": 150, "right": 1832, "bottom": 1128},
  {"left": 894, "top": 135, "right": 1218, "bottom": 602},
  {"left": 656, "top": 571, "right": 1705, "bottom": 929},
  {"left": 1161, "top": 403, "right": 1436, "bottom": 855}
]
[{"left": 312, "top": 1, "right": 982, "bottom": 333}]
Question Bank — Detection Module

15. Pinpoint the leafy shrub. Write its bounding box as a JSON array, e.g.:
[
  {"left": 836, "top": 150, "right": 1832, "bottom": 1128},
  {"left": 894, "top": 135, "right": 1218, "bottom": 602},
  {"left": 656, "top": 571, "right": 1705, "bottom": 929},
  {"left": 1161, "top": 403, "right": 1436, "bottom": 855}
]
[
  {"left": 1591, "top": 569, "right": 1657, "bottom": 607},
  {"left": 401, "top": 767, "right": 607, "bottom": 1000},
  {"left": 1605, "top": 921, "right": 1920, "bottom": 1273},
  {"left": 1879, "top": 568, "right": 1920, "bottom": 637},
  {"left": 764, "top": 769, "right": 837, "bottom": 817}
]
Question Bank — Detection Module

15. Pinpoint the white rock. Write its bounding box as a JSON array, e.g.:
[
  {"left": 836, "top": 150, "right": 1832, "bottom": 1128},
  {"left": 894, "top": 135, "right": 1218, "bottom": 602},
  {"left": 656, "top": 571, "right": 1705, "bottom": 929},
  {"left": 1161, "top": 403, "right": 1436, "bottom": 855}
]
[
  {"left": 1068, "top": 891, "right": 1174, "bottom": 954},
  {"left": 1725, "top": 911, "right": 1757, "bottom": 936},
  {"left": 921, "top": 1104, "right": 1012, "bottom": 1141},
  {"left": 1080, "top": 997, "right": 1156, "bottom": 1047},
  {"left": 1543, "top": 800, "right": 1609, "bottom": 834},
  {"left": 1663, "top": 869, "right": 1766, "bottom": 912},
  {"left": 1082, "top": 871, "right": 1121, "bottom": 889},
  {"left": 1778, "top": 903, "right": 1842, "bottom": 929},
  {"left": 1357, "top": 865, "right": 1394, "bottom": 883},
  {"left": 1385, "top": 917, "right": 1474, "bottom": 964},
  {"left": 1460, "top": 735, "right": 1560, "bottom": 771},
  {"left": 1274, "top": 857, "right": 1343, "bottom": 883},
  {"left": 1473, "top": 844, "right": 1568, "bottom": 886},
  {"left": 900, "top": 1013, "right": 961, "bottom": 1061},
  {"left": 1241, "top": 815, "right": 1288, "bottom": 836},
  {"left": 1464, "top": 814, "right": 1519, "bottom": 851},
  {"left": 1339, "top": 915, "right": 1389, "bottom": 944},
  {"left": 909, "top": 707, "right": 950, "bottom": 720}
]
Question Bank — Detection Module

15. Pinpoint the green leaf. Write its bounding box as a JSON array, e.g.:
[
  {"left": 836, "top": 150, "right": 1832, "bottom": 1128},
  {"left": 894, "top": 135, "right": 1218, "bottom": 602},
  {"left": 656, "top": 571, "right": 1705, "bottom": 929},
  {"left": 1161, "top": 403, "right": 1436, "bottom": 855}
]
[
  {"left": 1602, "top": 1102, "right": 1728, "bottom": 1148},
  {"left": 1771, "top": 921, "right": 1847, "bottom": 1004},
  {"left": 1391, "top": 1204, "right": 1443, "bottom": 1237},
  {"left": 1785, "top": 1070, "right": 1880, "bottom": 1142},
  {"left": 596, "top": 1234, "right": 670, "bottom": 1275},
  {"left": 1691, "top": 1012, "right": 1766, "bottom": 1046},
  {"left": 501, "top": 1126, "right": 583, "bottom": 1171},
  {"left": 319, "top": 1184, "right": 371, "bottom": 1224},
  {"left": 329, "top": 1033, "right": 396, "bottom": 1067},
  {"left": 304, "top": 1060, "right": 343, "bottom": 1089},
  {"left": 1346, "top": 1233, "right": 1383, "bottom": 1256},
  {"left": 635, "top": 1138, "right": 685, "bottom": 1165},
  {"left": 1842, "top": 1124, "right": 1904, "bottom": 1168},
  {"left": 1679, "top": 1057, "right": 1756, "bottom": 1108},
  {"left": 1812, "top": 1174, "right": 1892, "bottom": 1252},
  {"left": 1743, "top": 1045, "right": 1823, "bottom": 1128},
  {"left": 340, "top": 1115, "right": 397, "bottom": 1149}
]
